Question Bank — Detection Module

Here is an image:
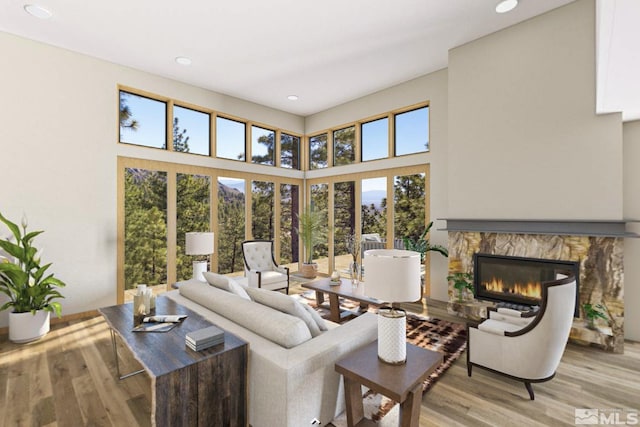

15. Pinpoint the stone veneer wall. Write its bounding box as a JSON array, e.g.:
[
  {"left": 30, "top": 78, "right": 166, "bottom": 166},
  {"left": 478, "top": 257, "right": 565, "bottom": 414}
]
[{"left": 447, "top": 232, "right": 624, "bottom": 353}]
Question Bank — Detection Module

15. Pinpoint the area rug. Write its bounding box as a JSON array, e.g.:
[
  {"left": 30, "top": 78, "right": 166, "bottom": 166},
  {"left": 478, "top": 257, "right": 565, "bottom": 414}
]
[{"left": 292, "top": 291, "right": 468, "bottom": 425}]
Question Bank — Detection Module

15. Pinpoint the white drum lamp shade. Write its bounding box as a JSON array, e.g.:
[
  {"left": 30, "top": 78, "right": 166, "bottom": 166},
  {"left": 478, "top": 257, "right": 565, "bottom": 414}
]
[
  {"left": 363, "top": 249, "right": 421, "bottom": 364},
  {"left": 186, "top": 232, "right": 214, "bottom": 281}
]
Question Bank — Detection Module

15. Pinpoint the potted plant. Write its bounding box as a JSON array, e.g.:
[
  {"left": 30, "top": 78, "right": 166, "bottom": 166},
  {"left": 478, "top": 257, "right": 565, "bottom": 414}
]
[
  {"left": 447, "top": 272, "right": 473, "bottom": 303},
  {"left": 582, "top": 302, "right": 607, "bottom": 330},
  {"left": 0, "top": 211, "right": 66, "bottom": 343},
  {"left": 402, "top": 221, "right": 449, "bottom": 263},
  {"left": 295, "top": 207, "right": 326, "bottom": 279}
]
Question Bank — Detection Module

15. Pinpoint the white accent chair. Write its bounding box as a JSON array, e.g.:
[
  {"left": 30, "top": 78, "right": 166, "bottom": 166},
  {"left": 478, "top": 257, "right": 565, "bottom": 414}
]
[
  {"left": 241, "top": 240, "right": 290, "bottom": 294},
  {"left": 467, "top": 274, "right": 576, "bottom": 400}
]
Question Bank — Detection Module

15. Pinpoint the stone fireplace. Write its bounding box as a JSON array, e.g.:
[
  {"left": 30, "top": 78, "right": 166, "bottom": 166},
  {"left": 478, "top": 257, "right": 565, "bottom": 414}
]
[{"left": 441, "top": 219, "right": 629, "bottom": 353}]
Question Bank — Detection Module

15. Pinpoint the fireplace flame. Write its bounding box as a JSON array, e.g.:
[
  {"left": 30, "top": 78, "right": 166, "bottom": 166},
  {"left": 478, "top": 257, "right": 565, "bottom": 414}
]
[{"left": 482, "top": 277, "right": 542, "bottom": 299}]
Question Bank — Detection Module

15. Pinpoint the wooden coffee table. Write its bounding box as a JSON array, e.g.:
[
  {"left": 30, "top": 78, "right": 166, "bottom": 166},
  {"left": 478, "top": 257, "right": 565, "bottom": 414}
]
[
  {"left": 99, "top": 296, "right": 248, "bottom": 427},
  {"left": 302, "top": 277, "right": 384, "bottom": 323},
  {"left": 335, "top": 341, "right": 443, "bottom": 427}
]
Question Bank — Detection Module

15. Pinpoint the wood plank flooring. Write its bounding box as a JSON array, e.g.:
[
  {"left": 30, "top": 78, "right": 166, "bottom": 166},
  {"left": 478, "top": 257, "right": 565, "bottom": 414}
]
[{"left": 0, "top": 291, "right": 638, "bottom": 426}]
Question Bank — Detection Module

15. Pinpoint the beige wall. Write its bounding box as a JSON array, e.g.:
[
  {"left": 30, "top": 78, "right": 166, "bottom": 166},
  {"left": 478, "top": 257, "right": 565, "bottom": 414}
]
[
  {"left": 624, "top": 120, "right": 640, "bottom": 341},
  {"left": 0, "top": 31, "right": 303, "bottom": 328},
  {"left": 305, "top": 70, "right": 451, "bottom": 301},
  {"left": 447, "top": 0, "right": 623, "bottom": 219}
]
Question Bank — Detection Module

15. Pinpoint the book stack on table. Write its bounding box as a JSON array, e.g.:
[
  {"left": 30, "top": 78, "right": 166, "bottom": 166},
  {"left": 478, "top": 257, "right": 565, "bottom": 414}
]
[{"left": 186, "top": 325, "right": 225, "bottom": 351}]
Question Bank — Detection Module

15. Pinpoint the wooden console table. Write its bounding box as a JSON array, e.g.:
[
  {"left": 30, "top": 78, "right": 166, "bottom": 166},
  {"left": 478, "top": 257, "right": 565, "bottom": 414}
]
[
  {"left": 99, "top": 296, "right": 248, "bottom": 427},
  {"left": 335, "top": 341, "right": 442, "bottom": 427}
]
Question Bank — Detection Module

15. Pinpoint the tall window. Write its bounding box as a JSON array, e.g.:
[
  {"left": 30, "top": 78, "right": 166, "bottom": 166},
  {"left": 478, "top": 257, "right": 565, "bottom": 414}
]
[
  {"left": 333, "top": 126, "right": 355, "bottom": 166},
  {"left": 280, "top": 183, "right": 300, "bottom": 271},
  {"left": 119, "top": 91, "right": 167, "bottom": 149},
  {"left": 361, "top": 177, "right": 387, "bottom": 240},
  {"left": 251, "top": 180, "right": 275, "bottom": 239},
  {"left": 176, "top": 174, "right": 211, "bottom": 281},
  {"left": 251, "top": 126, "right": 275, "bottom": 166},
  {"left": 394, "top": 173, "right": 426, "bottom": 241},
  {"left": 361, "top": 117, "right": 389, "bottom": 161},
  {"left": 309, "top": 134, "right": 328, "bottom": 169},
  {"left": 218, "top": 177, "right": 246, "bottom": 274},
  {"left": 334, "top": 181, "right": 356, "bottom": 273},
  {"left": 281, "top": 133, "right": 300, "bottom": 169},
  {"left": 173, "top": 106, "right": 210, "bottom": 155},
  {"left": 124, "top": 168, "right": 167, "bottom": 291},
  {"left": 310, "top": 183, "right": 329, "bottom": 274},
  {"left": 395, "top": 106, "right": 429, "bottom": 156},
  {"left": 216, "top": 117, "right": 246, "bottom": 161}
]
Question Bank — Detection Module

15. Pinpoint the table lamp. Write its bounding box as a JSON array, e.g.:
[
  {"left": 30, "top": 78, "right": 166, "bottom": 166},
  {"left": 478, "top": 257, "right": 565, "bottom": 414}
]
[
  {"left": 185, "top": 232, "right": 214, "bottom": 281},
  {"left": 363, "top": 249, "right": 421, "bottom": 364}
]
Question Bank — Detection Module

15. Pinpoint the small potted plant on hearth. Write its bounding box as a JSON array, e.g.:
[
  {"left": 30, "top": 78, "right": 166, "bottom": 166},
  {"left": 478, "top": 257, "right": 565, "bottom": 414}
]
[
  {"left": 447, "top": 272, "right": 474, "bottom": 303},
  {"left": 582, "top": 302, "right": 608, "bottom": 330},
  {"left": 295, "top": 207, "right": 327, "bottom": 279},
  {"left": 0, "top": 211, "right": 66, "bottom": 343}
]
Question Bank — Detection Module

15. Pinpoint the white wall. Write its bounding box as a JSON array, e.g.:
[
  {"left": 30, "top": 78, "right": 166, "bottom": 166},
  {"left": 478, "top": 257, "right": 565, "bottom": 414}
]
[
  {"left": 0, "top": 31, "right": 303, "bottom": 328},
  {"left": 305, "top": 70, "right": 450, "bottom": 301},
  {"left": 623, "top": 119, "right": 640, "bottom": 341},
  {"left": 447, "top": 0, "right": 623, "bottom": 220}
]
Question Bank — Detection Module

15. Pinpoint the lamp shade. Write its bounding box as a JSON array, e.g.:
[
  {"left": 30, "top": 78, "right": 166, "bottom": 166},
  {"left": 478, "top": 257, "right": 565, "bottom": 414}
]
[
  {"left": 363, "top": 249, "right": 421, "bottom": 303},
  {"left": 185, "top": 232, "right": 214, "bottom": 255}
]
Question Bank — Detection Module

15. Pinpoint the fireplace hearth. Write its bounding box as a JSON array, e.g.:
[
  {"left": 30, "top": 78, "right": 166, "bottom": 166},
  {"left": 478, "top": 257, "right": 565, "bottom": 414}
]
[{"left": 473, "top": 253, "right": 580, "bottom": 316}]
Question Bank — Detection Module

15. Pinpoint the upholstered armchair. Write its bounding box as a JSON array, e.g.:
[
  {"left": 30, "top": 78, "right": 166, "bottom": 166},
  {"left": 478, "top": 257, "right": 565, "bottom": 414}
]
[
  {"left": 467, "top": 274, "right": 576, "bottom": 400},
  {"left": 241, "top": 240, "right": 290, "bottom": 294}
]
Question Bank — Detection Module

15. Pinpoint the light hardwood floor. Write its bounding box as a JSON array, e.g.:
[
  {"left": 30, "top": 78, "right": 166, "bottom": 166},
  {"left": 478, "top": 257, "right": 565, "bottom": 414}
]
[{"left": 1, "top": 290, "right": 638, "bottom": 427}]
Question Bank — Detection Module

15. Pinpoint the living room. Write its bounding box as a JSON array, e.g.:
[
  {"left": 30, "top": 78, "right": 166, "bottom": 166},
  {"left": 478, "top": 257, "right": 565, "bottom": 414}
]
[{"left": 1, "top": 0, "right": 639, "bottom": 425}]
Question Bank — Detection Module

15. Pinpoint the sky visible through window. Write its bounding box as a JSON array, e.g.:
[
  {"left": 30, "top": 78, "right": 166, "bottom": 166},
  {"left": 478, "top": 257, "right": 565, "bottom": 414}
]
[
  {"left": 173, "top": 105, "right": 210, "bottom": 155},
  {"left": 395, "top": 107, "right": 429, "bottom": 155},
  {"left": 362, "top": 117, "right": 388, "bottom": 161},
  {"left": 120, "top": 92, "right": 166, "bottom": 148}
]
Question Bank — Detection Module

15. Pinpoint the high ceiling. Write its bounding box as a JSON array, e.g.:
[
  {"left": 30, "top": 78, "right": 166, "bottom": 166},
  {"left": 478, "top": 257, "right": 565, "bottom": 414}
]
[{"left": 0, "top": 0, "right": 637, "bottom": 119}]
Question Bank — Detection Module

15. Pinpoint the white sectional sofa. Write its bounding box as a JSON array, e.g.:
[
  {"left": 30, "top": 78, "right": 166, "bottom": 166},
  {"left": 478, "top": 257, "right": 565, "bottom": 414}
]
[{"left": 164, "top": 278, "right": 378, "bottom": 427}]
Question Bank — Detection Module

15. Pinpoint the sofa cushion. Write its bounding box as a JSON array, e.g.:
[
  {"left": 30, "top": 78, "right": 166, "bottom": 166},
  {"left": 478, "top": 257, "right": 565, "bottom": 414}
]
[
  {"left": 180, "top": 281, "right": 311, "bottom": 348},
  {"left": 202, "top": 271, "right": 250, "bottom": 300},
  {"left": 302, "top": 303, "right": 328, "bottom": 331},
  {"left": 245, "top": 287, "right": 322, "bottom": 337}
]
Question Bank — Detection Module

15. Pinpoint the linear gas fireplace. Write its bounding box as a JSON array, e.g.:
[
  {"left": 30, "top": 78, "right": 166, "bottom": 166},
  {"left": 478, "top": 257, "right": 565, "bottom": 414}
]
[{"left": 473, "top": 253, "right": 580, "bottom": 316}]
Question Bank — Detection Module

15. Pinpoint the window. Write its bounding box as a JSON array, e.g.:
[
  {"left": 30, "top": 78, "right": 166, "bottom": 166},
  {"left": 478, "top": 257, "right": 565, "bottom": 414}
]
[
  {"left": 119, "top": 91, "right": 167, "bottom": 149},
  {"left": 217, "top": 177, "right": 246, "bottom": 274},
  {"left": 281, "top": 133, "right": 300, "bottom": 169},
  {"left": 173, "top": 106, "right": 210, "bottom": 155},
  {"left": 361, "top": 177, "right": 387, "bottom": 240},
  {"left": 333, "top": 126, "right": 355, "bottom": 166},
  {"left": 280, "top": 183, "right": 300, "bottom": 271},
  {"left": 177, "top": 173, "right": 211, "bottom": 281},
  {"left": 216, "top": 117, "right": 246, "bottom": 161},
  {"left": 394, "top": 173, "right": 426, "bottom": 242},
  {"left": 395, "top": 106, "right": 429, "bottom": 156},
  {"left": 251, "top": 180, "right": 275, "bottom": 239},
  {"left": 361, "top": 117, "right": 389, "bottom": 161},
  {"left": 251, "top": 126, "right": 275, "bottom": 166},
  {"left": 124, "top": 168, "right": 167, "bottom": 291},
  {"left": 310, "top": 183, "right": 329, "bottom": 274},
  {"left": 334, "top": 181, "right": 356, "bottom": 274},
  {"left": 309, "top": 134, "right": 328, "bottom": 169}
]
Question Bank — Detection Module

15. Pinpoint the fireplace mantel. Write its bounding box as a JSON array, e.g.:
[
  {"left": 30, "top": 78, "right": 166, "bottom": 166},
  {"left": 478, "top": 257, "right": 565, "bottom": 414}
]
[{"left": 438, "top": 218, "right": 639, "bottom": 238}]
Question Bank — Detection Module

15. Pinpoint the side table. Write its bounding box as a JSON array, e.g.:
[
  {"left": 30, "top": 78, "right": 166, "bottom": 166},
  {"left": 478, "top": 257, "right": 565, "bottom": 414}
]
[{"left": 335, "top": 341, "right": 443, "bottom": 427}]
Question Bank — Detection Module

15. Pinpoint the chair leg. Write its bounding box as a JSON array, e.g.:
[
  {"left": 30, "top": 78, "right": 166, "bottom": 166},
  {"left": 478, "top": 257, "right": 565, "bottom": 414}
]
[{"left": 525, "top": 382, "right": 535, "bottom": 400}]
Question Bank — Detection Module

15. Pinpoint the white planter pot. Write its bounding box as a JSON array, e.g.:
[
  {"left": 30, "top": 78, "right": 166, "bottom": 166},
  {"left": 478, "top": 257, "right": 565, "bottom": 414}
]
[{"left": 9, "top": 310, "right": 50, "bottom": 343}]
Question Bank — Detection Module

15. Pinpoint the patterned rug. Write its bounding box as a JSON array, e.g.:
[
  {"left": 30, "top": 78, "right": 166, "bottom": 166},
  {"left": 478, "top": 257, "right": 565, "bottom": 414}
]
[{"left": 292, "top": 291, "right": 468, "bottom": 425}]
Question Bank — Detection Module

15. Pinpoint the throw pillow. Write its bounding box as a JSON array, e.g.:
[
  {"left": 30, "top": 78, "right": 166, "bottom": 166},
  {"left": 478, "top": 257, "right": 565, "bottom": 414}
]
[
  {"left": 302, "top": 302, "right": 328, "bottom": 331},
  {"left": 203, "top": 272, "right": 251, "bottom": 300},
  {"left": 245, "top": 287, "right": 322, "bottom": 337}
]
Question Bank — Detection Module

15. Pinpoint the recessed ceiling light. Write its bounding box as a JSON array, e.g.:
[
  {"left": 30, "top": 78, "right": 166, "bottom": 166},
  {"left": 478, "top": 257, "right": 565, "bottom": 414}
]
[
  {"left": 287, "top": 95, "right": 299, "bottom": 101},
  {"left": 495, "top": 0, "right": 518, "bottom": 13},
  {"left": 175, "top": 56, "right": 192, "bottom": 66},
  {"left": 24, "top": 4, "right": 52, "bottom": 19}
]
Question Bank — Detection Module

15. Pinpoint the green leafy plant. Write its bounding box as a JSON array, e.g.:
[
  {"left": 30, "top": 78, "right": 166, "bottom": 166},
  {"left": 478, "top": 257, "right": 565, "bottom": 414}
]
[
  {"left": 447, "top": 272, "right": 473, "bottom": 303},
  {"left": 295, "top": 207, "right": 327, "bottom": 264},
  {"left": 582, "top": 303, "right": 607, "bottom": 329},
  {"left": 402, "top": 221, "right": 448, "bottom": 263},
  {"left": 0, "top": 212, "right": 66, "bottom": 316}
]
